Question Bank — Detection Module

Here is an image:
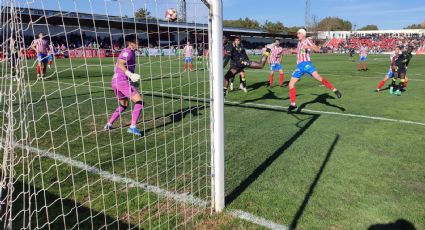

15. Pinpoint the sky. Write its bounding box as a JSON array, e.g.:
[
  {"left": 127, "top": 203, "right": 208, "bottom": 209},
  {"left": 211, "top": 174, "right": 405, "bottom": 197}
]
[
  {"left": 14, "top": 0, "right": 425, "bottom": 30},
  {"left": 223, "top": 0, "right": 425, "bottom": 30}
]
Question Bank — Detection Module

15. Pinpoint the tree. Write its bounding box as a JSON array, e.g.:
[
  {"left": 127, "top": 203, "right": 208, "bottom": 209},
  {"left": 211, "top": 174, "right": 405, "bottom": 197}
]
[
  {"left": 317, "top": 17, "right": 352, "bottom": 31},
  {"left": 358, "top": 25, "right": 379, "bottom": 31},
  {"left": 262, "top": 21, "right": 285, "bottom": 34},
  {"left": 223, "top": 17, "right": 261, "bottom": 29},
  {"left": 135, "top": 8, "right": 152, "bottom": 19},
  {"left": 404, "top": 21, "right": 425, "bottom": 29}
]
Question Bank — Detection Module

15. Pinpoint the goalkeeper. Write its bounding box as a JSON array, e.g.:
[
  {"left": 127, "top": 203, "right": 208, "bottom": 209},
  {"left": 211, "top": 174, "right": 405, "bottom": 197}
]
[
  {"left": 223, "top": 36, "right": 271, "bottom": 96},
  {"left": 104, "top": 35, "right": 144, "bottom": 136},
  {"left": 390, "top": 46, "right": 413, "bottom": 96}
]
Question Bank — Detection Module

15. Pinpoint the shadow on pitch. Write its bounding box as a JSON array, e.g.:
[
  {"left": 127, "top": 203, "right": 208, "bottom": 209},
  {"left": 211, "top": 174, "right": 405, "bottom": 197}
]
[
  {"left": 368, "top": 219, "right": 416, "bottom": 230},
  {"left": 242, "top": 89, "right": 288, "bottom": 104},
  {"left": 298, "top": 93, "right": 346, "bottom": 112},
  {"left": 289, "top": 134, "right": 340, "bottom": 229},
  {"left": 225, "top": 111, "right": 320, "bottom": 205},
  {"left": 114, "top": 105, "right": 207, "bottom": 133},
  {"left": 0, "top": 180, "right": 134, "bottom": 229}
]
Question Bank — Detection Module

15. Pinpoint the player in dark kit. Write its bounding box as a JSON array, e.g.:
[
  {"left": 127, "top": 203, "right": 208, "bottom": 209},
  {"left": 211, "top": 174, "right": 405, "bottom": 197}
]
[
  {"left": 223, "top": 36, "right": 271, "bottom": 96},
  {"left": 349, "top": 47, "right": 355, "bottom": 62},
  {"left": 390, "top": 46, "right": 413, "bottom": 96}
]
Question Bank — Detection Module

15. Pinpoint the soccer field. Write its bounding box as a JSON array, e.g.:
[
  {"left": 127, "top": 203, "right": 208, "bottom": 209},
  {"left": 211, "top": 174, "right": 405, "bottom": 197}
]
[{"left": 1, "top": 53, "right": 424, "bottom": 229}]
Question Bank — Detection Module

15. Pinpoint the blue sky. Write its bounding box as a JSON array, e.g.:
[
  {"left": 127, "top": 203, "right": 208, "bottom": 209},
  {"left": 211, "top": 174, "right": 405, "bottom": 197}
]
[
  {"left": 17, "top": 0, "right": 425, "bottom": 30},
  {"left": 223, "top": 0, "right": 425, "bottom": 29}
]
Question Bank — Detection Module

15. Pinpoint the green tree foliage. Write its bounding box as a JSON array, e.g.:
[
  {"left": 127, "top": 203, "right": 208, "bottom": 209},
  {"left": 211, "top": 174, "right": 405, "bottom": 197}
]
[
  {"left": 262, "top": 21, "right": 286, "bottom": 34},
  {"left": 135, "top": 8, "right": 153, "bottom": 19},
  {"left": 223, "top": 17, "right": 261, "bottom": 29},
  {"left": 358, "top": 25, "right": 379, "bottom": 31},
  {"left": 317, "top": 17, "right": 352, "bottom": 31},
  {"left": 404, "top": 21, "right": 425, "bottom": 29}
]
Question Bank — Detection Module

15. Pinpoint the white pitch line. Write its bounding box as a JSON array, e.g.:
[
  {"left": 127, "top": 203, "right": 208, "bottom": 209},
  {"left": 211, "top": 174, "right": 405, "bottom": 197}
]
[
  {"left": 40, "top": 80, "right": 425, "bottom": 127},
  {"left": 141, "top": 90, "right": 425, "bottom": 127},
  {"left": 6, "top": 140, "right": 288, "bottom": 230},
  {"left": 229, "top": 209, "right": 288, "bottom": 230}
]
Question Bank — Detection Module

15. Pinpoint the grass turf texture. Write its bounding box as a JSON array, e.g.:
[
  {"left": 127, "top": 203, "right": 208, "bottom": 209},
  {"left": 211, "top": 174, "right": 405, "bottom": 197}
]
[{"left": 1, "top": 54, "right": 424, "bottom": 229}]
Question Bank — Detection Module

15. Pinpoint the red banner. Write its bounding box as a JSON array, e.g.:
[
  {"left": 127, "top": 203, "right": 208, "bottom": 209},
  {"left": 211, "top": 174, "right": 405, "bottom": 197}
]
[{"left": 69, "top": 48, "right": 106, "bottom": 58}]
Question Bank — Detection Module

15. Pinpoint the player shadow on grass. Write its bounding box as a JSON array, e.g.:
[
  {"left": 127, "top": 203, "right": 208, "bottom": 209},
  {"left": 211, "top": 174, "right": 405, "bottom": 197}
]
[
  {"left": 247, "top": 81, "right": 269, "bottom": 91},
  {"left": 242, "top": 89, "right": 292, "bottom": 104},
  {"left": 225, "top": 111, "right": 320, "bottom": 205},
  {"left": 297, "top": 93, "right": 346, "bottom": 112},
  {"left": 289, "top": 134, "right": 340, "bottom": 229},
  {"left": 117, "top": 105, "right": 207, "bottom": 133},
  {"left": 0, "top": 180, "right": 134, "bottom": 229},
  {"left": 367, "top": 219, "right": 416, "bottom": 230}
]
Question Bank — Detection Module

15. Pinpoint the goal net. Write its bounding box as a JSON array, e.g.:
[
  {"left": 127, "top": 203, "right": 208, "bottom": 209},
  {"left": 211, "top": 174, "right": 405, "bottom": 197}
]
[{"left": 0, "top": 0, "right": 224, "bottom": 229}]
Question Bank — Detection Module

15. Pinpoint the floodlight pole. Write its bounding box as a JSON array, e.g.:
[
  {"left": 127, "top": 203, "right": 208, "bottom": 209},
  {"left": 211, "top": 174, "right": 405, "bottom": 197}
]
[{"left": 205, "top": 0, "right": 224, "bottom": 212}]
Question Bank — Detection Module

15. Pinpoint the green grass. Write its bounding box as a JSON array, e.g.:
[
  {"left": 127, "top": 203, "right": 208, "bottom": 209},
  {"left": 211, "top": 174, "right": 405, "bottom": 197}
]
[{"left": 1, "top": 53, "right": 424, "bottom": 229}]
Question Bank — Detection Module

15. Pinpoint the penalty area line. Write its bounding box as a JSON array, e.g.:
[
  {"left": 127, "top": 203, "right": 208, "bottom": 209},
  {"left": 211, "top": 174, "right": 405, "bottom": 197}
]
[{"left": 4, "top": 140, "right": 288, "bottom": 230}]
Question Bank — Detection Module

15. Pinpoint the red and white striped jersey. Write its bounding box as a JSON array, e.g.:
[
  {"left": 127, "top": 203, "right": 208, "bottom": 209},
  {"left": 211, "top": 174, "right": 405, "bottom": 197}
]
[
  {"left": 296, "top": 38, "right": 314, "bottom": 64},
  {"left": 269, "top": 46, "right": 284, "bottom": 64},
  {"left": 33, "top": 38, "right": 48, "bottom": 54},
  {"left": 360, "top": 46, "right": 368, "bottom": 57},
  {"left": 183, "top": 45, "right": 193, "bottom": 58}
]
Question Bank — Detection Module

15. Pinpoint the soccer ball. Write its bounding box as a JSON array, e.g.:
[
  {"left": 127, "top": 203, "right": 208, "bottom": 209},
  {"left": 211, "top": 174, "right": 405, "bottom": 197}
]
[{"left": 165, "top": 8, "right": 177, "bottom": 22}]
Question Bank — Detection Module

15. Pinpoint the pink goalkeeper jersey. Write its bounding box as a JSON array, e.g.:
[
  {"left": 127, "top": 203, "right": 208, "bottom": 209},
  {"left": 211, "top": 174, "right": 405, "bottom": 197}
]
[
  {"left": 269, "top": 46, "right": 284, "bottom": 64},
  {"left": 34, "top": 38, "right": 48, "bottom": 54},
  {"left": 296, "top": 38, "right": 314, "bottom": 64},
  {"left": 183, "top": 45, "right": 193, "bottom": 58}
]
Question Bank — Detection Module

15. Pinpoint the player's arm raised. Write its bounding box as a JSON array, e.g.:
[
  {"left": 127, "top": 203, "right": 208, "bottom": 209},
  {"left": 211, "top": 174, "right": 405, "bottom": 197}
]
[{"left": 116, "top": 59, "right": 140, "bottom": 82}]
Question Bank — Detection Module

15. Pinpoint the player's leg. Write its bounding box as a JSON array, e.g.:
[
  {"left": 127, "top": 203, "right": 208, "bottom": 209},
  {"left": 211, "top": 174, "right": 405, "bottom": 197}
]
[
  {"left": 395, "top": 71, "right": 406, "bottom": 96},
  {"left": 36, "top": 53, "right": 42, "bottom": 79},
  {"left": 403, "top": 75, "right": 409, "bottom": 89},
  {"left": 183, "top": 59, "right": 188, "bottom": 71},
  {"left": 48, "top": 54, "right": 53, "bottom": 69},
  {"left": 279, "top": 67, "right": 284, "bottom": 87},
  {"left": 105, "top": 99, "right": 129, "bottom": 130},
  {"left": 311, "top": 71, "right": 342, "bottom": 98},
  {"left": 128, "top": 92, "right": 144, "bottom": 136},
  {"left": 269, "top": 69, "right": 274, "bottom": 88},
  {"left": 189, "top": 57, "right": 193, "bottom": 71},
  {"left": 390, "top": 72, "right": 399, "bottom": 94},
  {"left": 288, "top": 77, "right": 300, "bottom": 112},
  {"left": 41, "top": 54, "right": 48, "bottom": 77},
  {"left": 357, "top": 57, "right": 362, "bottom": 71},
  {"left": 239, "top": 71, "right": 247, "bottom": 93},
  {"left": 224, "top": 68, "right": 238, "bottom": 96},
  {"left": 376, "top": 75, "right": 390, "bottom": 92},
  {"left": 363, "top": 58, "right": 367, "bottom": 71}
]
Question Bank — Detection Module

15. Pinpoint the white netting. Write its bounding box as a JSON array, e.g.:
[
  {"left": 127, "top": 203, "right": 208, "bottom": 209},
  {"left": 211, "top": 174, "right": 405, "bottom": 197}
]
[{"left": 0, "top": 0, "right": 212, "bottom": 228}]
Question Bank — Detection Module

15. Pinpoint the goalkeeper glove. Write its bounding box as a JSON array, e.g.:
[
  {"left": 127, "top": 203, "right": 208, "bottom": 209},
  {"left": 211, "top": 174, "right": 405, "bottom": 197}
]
[
  {"left": 240, "top": 60, "right": 251, "bottom": 67},
  {"left": 125, "top": 70, "right": 140, "bottom": 82},
  {"left": 263, "top": 48, "right": 271, "bottom": 57}
]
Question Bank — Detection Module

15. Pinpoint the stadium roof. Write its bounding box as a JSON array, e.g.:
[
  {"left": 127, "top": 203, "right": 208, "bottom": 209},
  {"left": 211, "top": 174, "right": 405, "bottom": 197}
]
[{"left": 11, "top": 7, "right": 295, "bottom": 39}]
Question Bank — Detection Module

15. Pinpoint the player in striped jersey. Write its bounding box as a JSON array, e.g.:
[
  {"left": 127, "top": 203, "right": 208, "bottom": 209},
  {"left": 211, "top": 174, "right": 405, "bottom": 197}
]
[
  {"left": 269, "top": 38, "right": 285, "bottom": 88},
  {"left": 375, "top": 46, "right": 400, "bottom": 92},
  {"left": 358, "top": 44, "right": 369, "bottom": 71},
  {"left": 288, "top": 29, "right": 342, "bottom": 112},
  {"left": 183, "top": 42, "right": 194, "bottom": 72},
  {"left": 31, "top": 32, "right": 48, "bottom": 80}
]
